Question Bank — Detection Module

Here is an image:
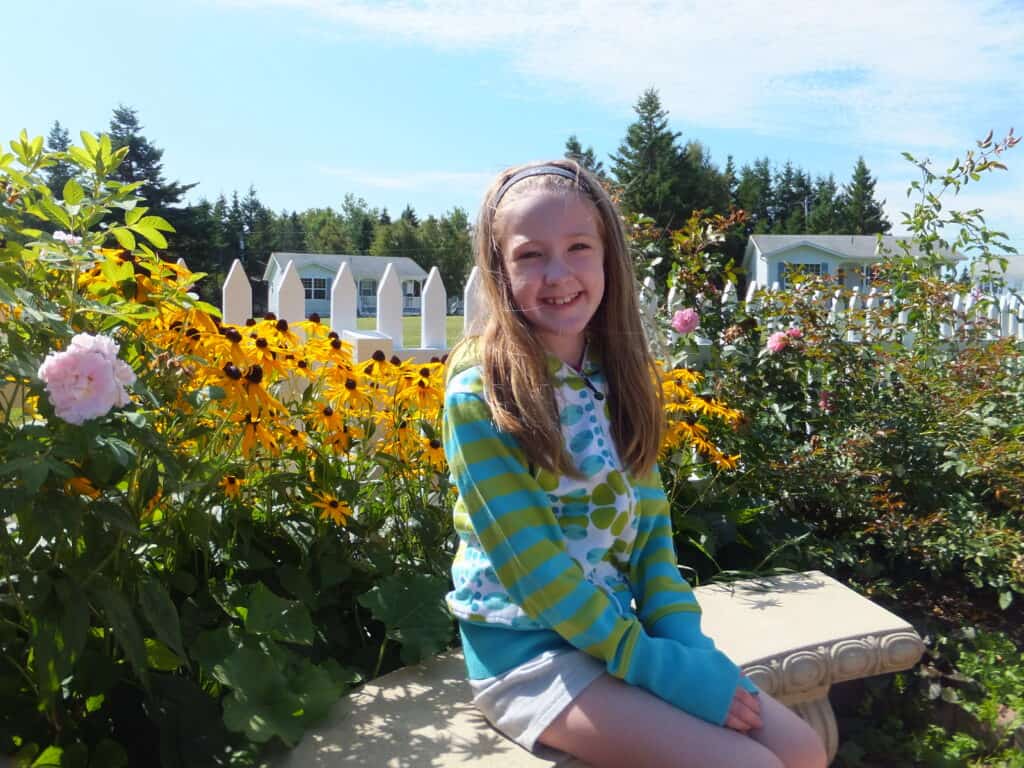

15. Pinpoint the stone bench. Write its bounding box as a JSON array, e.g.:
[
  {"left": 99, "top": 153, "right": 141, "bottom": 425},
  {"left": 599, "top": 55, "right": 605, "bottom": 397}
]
[{"left": 277, "top": 571, "right": 924, "bottom": 767}]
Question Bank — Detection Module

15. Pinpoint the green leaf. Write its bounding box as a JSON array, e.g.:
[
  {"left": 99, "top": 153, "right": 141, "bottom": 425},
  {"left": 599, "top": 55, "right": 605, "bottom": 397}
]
[
  {"left": 31, "top": 746, "right": 63, "bottom": 767},
  {"left": 998, "top": 591, "right": 1013, "bottom": 610},
  {"left": 139, "top": 215, "right": 175, "bottom": 233},
  {"left": 130, "top": 225, "right": 167, "bottom": 250},
  {"left": 125, "top": 206, "right": 147, "bottom": 227},
  {"left": 145, "top": 638, "right": 184, "bottom": 671},
  {"left": 39, "top": 198, "right": 73, "bottom": 230},
  {"left": 139, "top": 579, "right": 187, "bottom": 662},
  {"left": 110, "top": 228, "right": 136, "bottom": 251},
  {"left": 357, "top": 574, "right": 453, "bottom": 664},
  {"left": 62, "top": 179, "right": 85, "bottom": 206},
  {"left": 242, "top": 582, "right": 314, "bottom": 646},
  {"left": 92, "top": 584, "right": 149, "bottom": 685}
]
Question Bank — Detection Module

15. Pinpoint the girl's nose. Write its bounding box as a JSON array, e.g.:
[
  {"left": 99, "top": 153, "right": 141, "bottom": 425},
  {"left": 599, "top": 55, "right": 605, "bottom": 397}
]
[{"left": 543, "top": 253, "right": 571, "bottom": 284}]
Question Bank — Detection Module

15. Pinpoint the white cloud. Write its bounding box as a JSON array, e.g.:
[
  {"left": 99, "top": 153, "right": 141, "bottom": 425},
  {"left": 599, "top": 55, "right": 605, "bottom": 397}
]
[{"left": 226, "top": 0, "right": 1024, "bottom": 151}]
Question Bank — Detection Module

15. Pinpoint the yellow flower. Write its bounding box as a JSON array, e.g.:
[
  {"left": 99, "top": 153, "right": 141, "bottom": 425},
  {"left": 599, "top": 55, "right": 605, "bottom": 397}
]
[
  {"left": 397, "top": 363, "right": 444, "bottom": 411},
  {"left": 313, "top": 492, "right": 353, "bottom": 525},
  {"left": 281, "top": 425, "right": 308, "bottom": 452},
  {"left": 65, "top": 476, "right": 100, "bottom": 499},
  {"left": 329, "top": 374, "right": 375, "bottom": 413},
  {"left": 220, "top": 475, "right": 243, "bottom": 498},
  {"left": 421, "top": 437, "right": 447, "bottom": 471},
  {"left": 237, "top": 412, "right": 280, "bottom": 457}
]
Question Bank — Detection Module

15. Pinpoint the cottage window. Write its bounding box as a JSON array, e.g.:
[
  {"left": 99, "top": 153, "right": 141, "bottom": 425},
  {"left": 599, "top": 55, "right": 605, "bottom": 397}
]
[
  {"left": 777, "top": 262, "right": 827, "bottom": 289},
  {"left": 359, "top": 279, "right": 377, "bottom": 297},
  {"left": 301, "top": 278, "right": 327, "bottom": 300}
]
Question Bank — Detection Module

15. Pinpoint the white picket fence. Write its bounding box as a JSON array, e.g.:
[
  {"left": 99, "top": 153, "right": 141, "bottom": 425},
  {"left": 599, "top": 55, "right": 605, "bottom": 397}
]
[{"left": 209, "top": 257, "right": 1024, "bottom": 365}]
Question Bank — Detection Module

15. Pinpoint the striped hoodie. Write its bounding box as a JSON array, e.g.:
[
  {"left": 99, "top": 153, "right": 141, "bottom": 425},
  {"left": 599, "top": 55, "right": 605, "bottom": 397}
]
[{"left": 443, "top": 341, "right": 753, "bottom": 727}]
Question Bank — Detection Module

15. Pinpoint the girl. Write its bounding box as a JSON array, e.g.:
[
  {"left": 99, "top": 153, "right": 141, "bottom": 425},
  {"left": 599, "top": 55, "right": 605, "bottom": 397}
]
[{"left": 443, "top": 160, "right": 827, "bottom": 768}]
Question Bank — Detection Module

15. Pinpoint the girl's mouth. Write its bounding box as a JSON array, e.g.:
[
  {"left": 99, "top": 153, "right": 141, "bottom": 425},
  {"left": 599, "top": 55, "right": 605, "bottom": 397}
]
[{"left": 542, "top": 292, "right": 581, "bottom": 306}]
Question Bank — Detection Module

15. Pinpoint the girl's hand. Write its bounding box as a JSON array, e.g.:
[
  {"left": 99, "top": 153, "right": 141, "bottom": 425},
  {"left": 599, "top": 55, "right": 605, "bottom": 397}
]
[{"left": 724, "top": 686, "right": 762, "bottom": 733}]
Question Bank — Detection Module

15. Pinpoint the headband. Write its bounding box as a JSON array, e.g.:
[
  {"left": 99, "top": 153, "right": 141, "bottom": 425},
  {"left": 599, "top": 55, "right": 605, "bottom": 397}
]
[{"left": 493, "top": 164, "right": 591, "bottom": 208}]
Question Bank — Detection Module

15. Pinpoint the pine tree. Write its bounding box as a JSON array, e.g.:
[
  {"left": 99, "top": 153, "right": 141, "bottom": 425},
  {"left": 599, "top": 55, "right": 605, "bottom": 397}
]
[
  {"left": 43, "top": 121, "right": 76, "bottom": 198},
  {"left": 302, "top": 208, "right": 348, "bottom": 253},
  {"left": 564, "top": 135, "right": 605, "bottom": 179},
  {"left": 107, "top": 105, "right": 194, "bottom": 214},
  {"left": 735, "top": 158, "right": 774, "bottom": 233},
  {"left": 400, "top": 204, "right": 419, "bottom": 227},
  {"left": 839, "top": 157, "right": 891, "bottom": 234},
  {"left": 609, "top": 88, "right": 690, "bottom": 226},
  {"left": 807, "top": 175, "right": 842, "bottom": 234}
]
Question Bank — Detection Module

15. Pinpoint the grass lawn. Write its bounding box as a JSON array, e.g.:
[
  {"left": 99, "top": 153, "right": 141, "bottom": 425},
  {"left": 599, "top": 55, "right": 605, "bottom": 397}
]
[{"left": 356, "top": 316, "right": 465, "bottom": 349}]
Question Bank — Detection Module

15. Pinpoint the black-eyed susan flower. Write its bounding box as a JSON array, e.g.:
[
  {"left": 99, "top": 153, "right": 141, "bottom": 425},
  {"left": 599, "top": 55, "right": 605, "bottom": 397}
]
[
  {"left": 311, "top": 402, "right": 344, "bottom": 433},
  {"left": 397, "top": 363, "right": 444, "bottom": 411},
  {"left": 421, "top": 436, "right": 447, "bottom": 471},
  {"left": 281, "top": 424, "right": 308, "bottom": 452},
  {"left": 312, "top": 492, "right": 352, "bottom": 525},
  {"left": 329, "top": 374, "right": 374, "bottom": 413},
  {"left": 220, "top": 474, "right": 243, "bottom": 498},
  {"left": 237, "top": 412, "right": 280, "bottom": 457}
]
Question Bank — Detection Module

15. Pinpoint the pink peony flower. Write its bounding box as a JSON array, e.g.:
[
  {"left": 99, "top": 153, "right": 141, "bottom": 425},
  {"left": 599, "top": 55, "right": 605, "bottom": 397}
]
[
  {"left": 785, "top": 327, "right": 803, "bottom": 339},
  {"left": 37, "top": 333, "right": 136, "bottom": 424},
  {"left": 671, "top": 308, "right": 700, "bottom": 335},
  {"left": 818, "top": 390, "right": 835, "bottom": 414},
  {"left": 766, "top": 331, "right": 790, "bottom": 354}
]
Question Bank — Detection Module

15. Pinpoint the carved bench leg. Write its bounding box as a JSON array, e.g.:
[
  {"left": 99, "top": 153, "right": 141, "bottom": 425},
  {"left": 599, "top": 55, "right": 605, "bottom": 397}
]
[{"left": 787, "top": 692, "right": 838, "bottom": 764}]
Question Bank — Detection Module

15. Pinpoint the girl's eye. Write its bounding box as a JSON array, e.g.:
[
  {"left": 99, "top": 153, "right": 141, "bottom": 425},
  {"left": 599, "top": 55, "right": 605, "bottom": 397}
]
[
  {"left": 568, "top": 242, "right": 591, "bottom": 252},
  {"left": 516, "top": 250, "right": 541, "bottom": 261}
]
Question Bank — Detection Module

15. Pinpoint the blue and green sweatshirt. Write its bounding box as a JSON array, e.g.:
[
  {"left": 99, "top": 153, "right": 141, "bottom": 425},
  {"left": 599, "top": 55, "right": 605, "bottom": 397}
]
[{"left": 443, "top": 343, "right": 754, "bottom": 727}]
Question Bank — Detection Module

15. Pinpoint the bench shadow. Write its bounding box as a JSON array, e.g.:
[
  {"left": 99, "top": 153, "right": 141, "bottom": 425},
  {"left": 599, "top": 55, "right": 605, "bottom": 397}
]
[{"left": 277, "top": 653, "right": 561, "bottom": 767}]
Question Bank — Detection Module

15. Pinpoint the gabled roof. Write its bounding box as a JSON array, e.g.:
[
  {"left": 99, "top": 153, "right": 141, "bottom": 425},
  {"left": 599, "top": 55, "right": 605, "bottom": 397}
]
[
  {"left": 747, "top": 234, "right": 961, "bottom": 263},
  {"left": 262, "top": 252, "right": 428, "bottom": 282}
]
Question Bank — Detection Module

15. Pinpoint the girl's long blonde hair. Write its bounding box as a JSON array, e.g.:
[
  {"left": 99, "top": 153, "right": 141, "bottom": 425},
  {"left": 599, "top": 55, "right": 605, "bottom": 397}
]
[{"left": 471, "top": 159, "right": 663, "bottom": 478}]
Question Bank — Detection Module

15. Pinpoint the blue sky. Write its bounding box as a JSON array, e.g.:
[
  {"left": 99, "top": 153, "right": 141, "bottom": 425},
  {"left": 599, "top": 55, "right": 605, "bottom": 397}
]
[{"left": 8, "top": 0, "right": 1024, "bottom": 274}]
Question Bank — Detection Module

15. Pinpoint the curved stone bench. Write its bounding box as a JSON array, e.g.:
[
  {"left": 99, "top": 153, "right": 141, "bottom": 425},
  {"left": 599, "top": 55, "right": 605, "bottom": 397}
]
[{"left": 277, "top": 571, "right": 924, "bottom": 767}]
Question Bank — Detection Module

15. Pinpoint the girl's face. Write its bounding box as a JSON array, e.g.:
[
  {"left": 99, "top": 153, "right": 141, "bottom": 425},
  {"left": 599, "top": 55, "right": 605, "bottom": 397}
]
[{"left": 497, "top": 189, "right": 605, "bottom": 368}]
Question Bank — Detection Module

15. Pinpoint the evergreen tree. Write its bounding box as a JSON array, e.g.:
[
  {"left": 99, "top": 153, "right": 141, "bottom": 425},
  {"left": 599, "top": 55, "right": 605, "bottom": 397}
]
[
  {"left": 735, "top": 158, "right": 774, "bottom": 233},
  {"left": 370, "top": 218, "right": 421, "bottom": 260},
  {"left": 807, "top": 175, "right": 843, "bottom": 234},
  {"left": 418, "top": 208, "right": 473, "bottom": 297},
  {"left": 43, "top": 121, "right": 75, "bottom": 198},
  {"left": 564, "top": 135, "right": 606, "bottom": 178},
  {"left": 275, "top": 211, "right": 306, "bottom": 252},
  {"left": 839, "top": 157, "right": 891, "bottom": 234},
  {"left": 400, "top": 204, "right": 419, "bottom": 227},
  {"left": 682, "top": 140, "right": 729, "bottom": 215},
  {"left": 609, "top": 88, "right": 690, "bottom": 226},
  {"left": 723, "top": 155, "right": 738, "bottom": 208},
  {"left": 340, "top": 194, "right": 377, "bottom": 253},
  {"left": 379, "top": 208, "right": 391, "bottom": 226},
  {"left": 106, "top": 105, "right": 194, "bottom": 214}
]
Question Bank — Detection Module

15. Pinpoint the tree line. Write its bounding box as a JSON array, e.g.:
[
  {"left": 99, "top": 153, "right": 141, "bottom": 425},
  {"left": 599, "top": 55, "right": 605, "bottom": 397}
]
[
  {"left": 568, "top": 88, "right": 891, "bottom": 236},
  {"left": 42, "top": 94, "right": 891, "bottom": 308}
]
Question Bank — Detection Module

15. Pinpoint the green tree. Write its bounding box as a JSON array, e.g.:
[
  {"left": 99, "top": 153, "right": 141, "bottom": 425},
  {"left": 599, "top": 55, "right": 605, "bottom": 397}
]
[
  {"left": 302, "top": 208, "right": 348, "bottom": 253},
  {"left": 370, "top": 218, "right": 422, "bottom": 260},
  {"left": 400, "top": 204, "right": 419, "bottom": 227},
  {"left": 340, "top": 194, "right": 378, "bottom": 253},
  {"left": 43, "top": 120, "right": 75, "bottom": 199},
  {"left": 735, "top": 158, "right": 775, "bottom": 233},
  {"left": 107, "top": 105, "right": 194, "bottom": 215},
  {"left": 275, "top": 211, "right": 306, "bottom": 252},
  {"left": 419, "top": 208, "right": 473, "bottom": 298},
  {"left": 564, "top": 134, "right": 606, "bottom": 179},
  {"left": 609, "top": 88, "right": 690, "bottom": 227},
  {"left": 807, "top": 175, "right": 843, "bottom": 234},
  {"left": 839, "top": 156, "right": 891, "bottom": 234}
]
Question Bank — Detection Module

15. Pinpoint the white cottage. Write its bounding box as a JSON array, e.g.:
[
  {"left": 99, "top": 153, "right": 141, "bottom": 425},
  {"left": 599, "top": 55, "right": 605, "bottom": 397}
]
[
  {"left": 742, "top": 235, "right": 963, "bottom": 290},
  {"left": 262, "top": 253, "right": 429, "bottom": 318}
]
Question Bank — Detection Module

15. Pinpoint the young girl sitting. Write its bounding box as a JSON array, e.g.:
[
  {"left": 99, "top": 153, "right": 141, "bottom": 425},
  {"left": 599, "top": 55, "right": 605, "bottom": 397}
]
[{"left": 443, "top": 160, "right": 827, "bottom": 768}]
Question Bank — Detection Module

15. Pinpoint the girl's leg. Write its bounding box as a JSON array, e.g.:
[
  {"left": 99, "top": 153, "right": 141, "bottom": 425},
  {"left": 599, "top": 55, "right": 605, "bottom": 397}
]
[
  {"left": 748, "top": 693, "right": 829, "bottom": 768},
  {"left": 537, "top": 674, "right": 785, "bottom": 768}
]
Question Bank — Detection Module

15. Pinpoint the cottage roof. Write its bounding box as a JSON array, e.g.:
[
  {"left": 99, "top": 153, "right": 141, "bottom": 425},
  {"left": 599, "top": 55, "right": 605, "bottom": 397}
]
[
  {"left": 747, "top": 234, "right": 961, "bottom": 263},
  {"left": 262, "top": 252, "right": 429, "bottom": 282}
]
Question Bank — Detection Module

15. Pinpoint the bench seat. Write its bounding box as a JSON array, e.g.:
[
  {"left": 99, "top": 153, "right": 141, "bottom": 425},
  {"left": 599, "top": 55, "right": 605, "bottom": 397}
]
[{"left": 277, "top": 571, "right": 924, "bottom": 766}]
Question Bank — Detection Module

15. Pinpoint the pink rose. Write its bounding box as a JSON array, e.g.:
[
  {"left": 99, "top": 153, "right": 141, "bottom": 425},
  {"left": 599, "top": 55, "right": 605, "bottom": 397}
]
[
  {"left": 671, "top": 308, "right": 700, "bottom": 335},
  {"left": 37, "top": 333, "right": 137, "bottom": 424},
  {"left": 766, "top": 331, "right": 790, "bottom": 354},
  {"left": 818, "top": 390, "right": 835, "bottom": 414},
  {"left": 786, "top": 327, "right": 803, "bottom": 339}
]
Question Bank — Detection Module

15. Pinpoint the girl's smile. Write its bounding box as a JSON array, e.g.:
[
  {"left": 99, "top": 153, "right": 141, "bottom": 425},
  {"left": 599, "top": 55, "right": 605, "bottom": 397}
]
[{"left": 497, "top": 191, "right": 605, "bottom": 367}]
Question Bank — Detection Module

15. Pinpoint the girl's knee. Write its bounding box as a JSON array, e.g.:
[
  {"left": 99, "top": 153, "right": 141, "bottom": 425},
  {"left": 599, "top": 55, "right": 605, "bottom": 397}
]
[{"left": 779, "top": 726, "right": 828, "bottom": 768}]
